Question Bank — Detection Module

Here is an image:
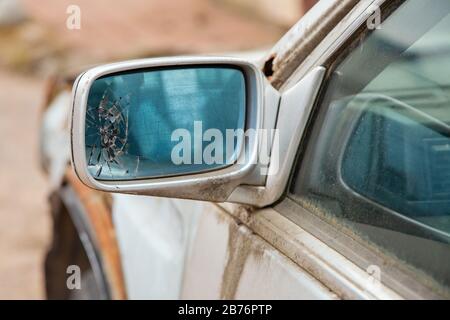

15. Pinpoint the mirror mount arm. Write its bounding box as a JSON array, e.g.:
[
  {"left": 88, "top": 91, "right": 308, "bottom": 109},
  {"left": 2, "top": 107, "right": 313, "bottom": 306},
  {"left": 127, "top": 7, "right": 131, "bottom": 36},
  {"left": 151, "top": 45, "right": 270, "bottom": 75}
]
[{"left": 227, "top": 66, "right": 327, "bottom": 207}]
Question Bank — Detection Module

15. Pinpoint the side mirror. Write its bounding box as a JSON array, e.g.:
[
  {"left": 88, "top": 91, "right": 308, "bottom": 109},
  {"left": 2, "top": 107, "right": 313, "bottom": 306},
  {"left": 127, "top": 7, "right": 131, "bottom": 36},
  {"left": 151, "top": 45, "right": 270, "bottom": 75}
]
[
  {"left": 71, "top": 56, "right": 325, "bottom": 206},
  {"left": 72, "top": 57, "right": 271, "bottom": 202}
]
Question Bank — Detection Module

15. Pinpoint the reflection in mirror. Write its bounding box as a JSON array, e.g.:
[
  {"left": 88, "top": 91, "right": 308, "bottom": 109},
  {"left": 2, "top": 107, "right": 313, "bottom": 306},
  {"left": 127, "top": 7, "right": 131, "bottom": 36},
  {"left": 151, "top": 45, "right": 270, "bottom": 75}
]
[
  {"left": 342, "top": 97, "right": 450, "bottom": 235},
  {"left": 85, "top": 66, "right": 246, "bottom": 180}
]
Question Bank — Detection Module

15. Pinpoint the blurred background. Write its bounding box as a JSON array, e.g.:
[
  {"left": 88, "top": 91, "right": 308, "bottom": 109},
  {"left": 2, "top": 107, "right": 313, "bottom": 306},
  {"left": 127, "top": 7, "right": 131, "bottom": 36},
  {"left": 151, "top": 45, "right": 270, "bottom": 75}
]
[{"left": 0, "top": 0, "right": 314, "bottom": 299}]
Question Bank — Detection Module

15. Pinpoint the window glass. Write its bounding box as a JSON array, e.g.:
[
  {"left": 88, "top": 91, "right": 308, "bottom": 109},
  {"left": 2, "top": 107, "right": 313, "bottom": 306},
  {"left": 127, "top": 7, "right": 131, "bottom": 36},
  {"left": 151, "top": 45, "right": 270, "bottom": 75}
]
[{"left": 290, "top": 0, "right": 450, "bottom": 289}]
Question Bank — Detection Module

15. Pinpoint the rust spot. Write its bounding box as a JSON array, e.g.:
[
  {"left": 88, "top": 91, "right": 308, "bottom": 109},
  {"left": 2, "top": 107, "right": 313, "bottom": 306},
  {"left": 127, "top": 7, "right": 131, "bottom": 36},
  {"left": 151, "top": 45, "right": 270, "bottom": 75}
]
[
  {"left": 268, "top": 0, "right": 359, "bottom": 89},
  {"left": 263, "top": 54, "right": 276, "bottom": 78}
]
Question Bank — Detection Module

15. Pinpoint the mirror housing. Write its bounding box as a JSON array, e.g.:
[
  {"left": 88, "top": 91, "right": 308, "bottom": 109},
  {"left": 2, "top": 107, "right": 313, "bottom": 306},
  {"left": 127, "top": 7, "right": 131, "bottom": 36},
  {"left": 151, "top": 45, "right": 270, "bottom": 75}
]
[
  {"left": 71, "top": 56, "right": 278, "bottom": 203},
  {"left": 71, "top": 56, "right": 326, "bottom": 206}
]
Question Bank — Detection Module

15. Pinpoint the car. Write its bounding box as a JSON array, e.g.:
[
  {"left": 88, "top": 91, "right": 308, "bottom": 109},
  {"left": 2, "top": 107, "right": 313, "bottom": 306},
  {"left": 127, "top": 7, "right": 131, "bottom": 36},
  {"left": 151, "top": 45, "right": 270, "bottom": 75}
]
[{"left": 39, "top": 0, "right": 450, "bottom": 299}]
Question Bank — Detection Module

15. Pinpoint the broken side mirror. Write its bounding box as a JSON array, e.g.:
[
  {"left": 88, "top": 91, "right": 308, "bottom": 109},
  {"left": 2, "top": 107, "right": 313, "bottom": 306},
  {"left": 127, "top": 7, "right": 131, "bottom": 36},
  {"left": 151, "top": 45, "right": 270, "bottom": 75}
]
[{"left": 71, "top": 56, "right": 325, "bottom": 206}]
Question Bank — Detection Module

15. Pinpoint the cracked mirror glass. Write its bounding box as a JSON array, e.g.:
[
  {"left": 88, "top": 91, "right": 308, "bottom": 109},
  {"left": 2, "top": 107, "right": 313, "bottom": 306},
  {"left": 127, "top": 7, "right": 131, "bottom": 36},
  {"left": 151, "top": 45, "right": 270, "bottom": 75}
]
[{"left": 85, "top": 66, "right": 246, "bottom": 180}]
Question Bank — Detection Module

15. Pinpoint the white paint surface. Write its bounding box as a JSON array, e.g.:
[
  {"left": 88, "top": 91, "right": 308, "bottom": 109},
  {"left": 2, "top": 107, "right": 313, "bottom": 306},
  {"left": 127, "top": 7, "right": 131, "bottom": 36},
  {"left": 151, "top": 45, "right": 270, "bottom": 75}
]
[{"left": 112, "top": 194, "right": 201, "bottom": 299}]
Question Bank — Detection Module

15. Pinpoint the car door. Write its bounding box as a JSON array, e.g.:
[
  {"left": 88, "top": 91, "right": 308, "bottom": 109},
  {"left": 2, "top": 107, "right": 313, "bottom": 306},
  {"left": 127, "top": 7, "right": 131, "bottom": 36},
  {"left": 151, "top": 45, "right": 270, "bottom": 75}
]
[
  {"left": 177, "top": 0, "right": 393, "bottom": 300},
  {"left": 179, "top": 0, "right": 450, "bottom": 300}
]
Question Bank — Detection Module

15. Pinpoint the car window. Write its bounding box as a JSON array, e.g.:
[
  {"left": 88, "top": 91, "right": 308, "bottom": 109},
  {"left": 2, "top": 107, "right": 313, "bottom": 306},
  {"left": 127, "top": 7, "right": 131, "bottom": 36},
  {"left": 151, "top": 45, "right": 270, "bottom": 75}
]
[{"left": 290, "top": 0, "right": 450, "bottom": 290}]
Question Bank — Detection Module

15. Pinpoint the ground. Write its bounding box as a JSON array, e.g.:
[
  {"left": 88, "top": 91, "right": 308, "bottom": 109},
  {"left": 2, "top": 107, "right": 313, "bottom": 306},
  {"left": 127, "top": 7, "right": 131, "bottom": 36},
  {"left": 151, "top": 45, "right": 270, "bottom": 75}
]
[
  {"left": 0, "top": 0, "right": 284, "bottom": 299},
  {"left": 0, "top": 71, "right": 48, "bottom": 299}
]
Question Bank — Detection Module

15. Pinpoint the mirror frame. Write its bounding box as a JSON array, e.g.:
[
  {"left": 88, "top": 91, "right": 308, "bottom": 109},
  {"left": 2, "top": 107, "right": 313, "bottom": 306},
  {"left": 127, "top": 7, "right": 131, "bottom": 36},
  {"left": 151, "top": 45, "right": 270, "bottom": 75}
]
[{"left": 71, "top": 56, "right": 266, "bottom": 201}]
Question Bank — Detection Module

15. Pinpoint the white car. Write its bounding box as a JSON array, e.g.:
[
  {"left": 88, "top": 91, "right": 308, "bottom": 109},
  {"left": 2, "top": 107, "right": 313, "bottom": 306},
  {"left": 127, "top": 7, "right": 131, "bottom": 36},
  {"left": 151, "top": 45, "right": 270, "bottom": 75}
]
[{"left": 40, "top": 0, "right": 450, "bottom": 299}]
